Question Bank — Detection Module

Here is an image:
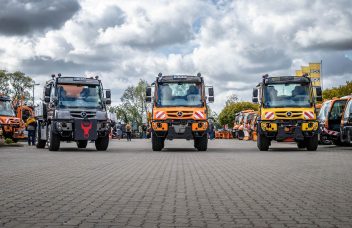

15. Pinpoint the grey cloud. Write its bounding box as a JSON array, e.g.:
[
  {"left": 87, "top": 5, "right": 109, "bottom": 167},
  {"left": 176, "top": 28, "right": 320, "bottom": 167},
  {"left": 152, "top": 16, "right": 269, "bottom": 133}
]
[{"left": 0, "top": 0, "right": 80, "bottom": 36}]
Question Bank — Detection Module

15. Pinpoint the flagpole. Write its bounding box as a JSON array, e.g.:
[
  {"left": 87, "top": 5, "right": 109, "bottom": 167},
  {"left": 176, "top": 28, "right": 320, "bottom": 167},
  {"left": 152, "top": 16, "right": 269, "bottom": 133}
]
[{"left": 320, "top": 60, "right": 323, "bottom": 90}]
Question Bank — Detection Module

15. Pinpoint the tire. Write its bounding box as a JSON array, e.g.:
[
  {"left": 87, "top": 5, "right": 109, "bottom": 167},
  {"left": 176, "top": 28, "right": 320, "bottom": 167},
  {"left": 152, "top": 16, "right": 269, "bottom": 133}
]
[
  {"left": 77, "top": 140, "right": 88, "bottom": 149},
  {"left": 95, "top": 135, "right": 109, "bottom": 151},
  {"left": 47, "top": 124, "right": 60, "bottom": 151},
  {"left": 257, "top": 133, "right": 270, "bottom": 151},
  {"left": 305, "top": 134, "right": 318, "bottom": 151},
  {"left": 194, "top": 134, "right": 208, "bottom": 151},
  {"left": 297, "top": 141, "right": 306, "bottom": 149},
  {"left": 332, "top": 138, "right": 344, "bottom": 146},
  {"left": 152, "top": 133, "right": 164, "bottom": 151},
  {"left": 36, "top": 122, "right": 46, "bottom": 148}
]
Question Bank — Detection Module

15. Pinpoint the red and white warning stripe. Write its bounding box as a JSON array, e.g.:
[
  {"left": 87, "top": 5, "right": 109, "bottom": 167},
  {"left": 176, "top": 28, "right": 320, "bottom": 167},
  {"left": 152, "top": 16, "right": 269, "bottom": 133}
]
[
  {"left": 323, "top": 128, "right": 339, "bottom": 136},
  {"left": 264, "top": 112, "right": 275, "bottom": 120},
  {"left": 303, "top": 111, "right": 315, "bottom": 120},
  {"left": 194, "top": 111, "right": 205, "bottom": 120},
  {"left": 154, "top": 111, "right": 166, "bottom": 119}
]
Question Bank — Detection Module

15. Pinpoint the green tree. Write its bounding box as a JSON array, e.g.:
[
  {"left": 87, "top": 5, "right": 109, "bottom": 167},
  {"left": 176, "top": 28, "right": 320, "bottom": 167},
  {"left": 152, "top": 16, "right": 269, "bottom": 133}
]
[
  {"left": 111, "top": 79, "right": 148, "bottom": 125},
  {"left": 323, "top": 81, "right": 352, "bottom": 99},
  {"left": 0, "top": 70, "right": 11, "bottom": 95},
  {"left": 218, "top": 102, "right": 258, "bottom": 127}
]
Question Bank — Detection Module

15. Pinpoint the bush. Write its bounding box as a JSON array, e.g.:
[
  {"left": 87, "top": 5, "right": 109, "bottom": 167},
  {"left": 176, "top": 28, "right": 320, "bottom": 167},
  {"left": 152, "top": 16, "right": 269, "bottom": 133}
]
[
  {"left": 218, "top": 102, "right": 259, "bottom": 128},
  {"left": 323, "top": 81, "right": 352, "bottom": 100},
  {"left": 4, "top": 138, "right": 13, "bottom": 144}
]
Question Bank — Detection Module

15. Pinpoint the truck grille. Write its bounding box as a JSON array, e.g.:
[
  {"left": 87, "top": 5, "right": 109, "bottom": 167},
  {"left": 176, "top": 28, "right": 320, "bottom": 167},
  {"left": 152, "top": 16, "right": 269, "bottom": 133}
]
[
  {"left": 166, "top": 111, "right": 193, "bottom": 118},
  {"left": 275, "top": 111, "right": 302, "bottom": 118},
  {"left": 70, "top": 111, "right": 96, "bottom": 118}
]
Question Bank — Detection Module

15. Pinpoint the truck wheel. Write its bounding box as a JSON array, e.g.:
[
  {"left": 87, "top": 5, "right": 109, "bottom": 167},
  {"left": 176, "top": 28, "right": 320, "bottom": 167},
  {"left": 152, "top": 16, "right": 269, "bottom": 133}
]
[
  {"left": 297, "top": 141, "right": 306, "bottom": 149},
  {"left": 152, "top": 133, "right": 164, "bottom": 151},
  {"left": 95, "top": 135, "right": 109, "bottom": 151},
  {"left": 36, "top": 123, "right": 46, "bottom": 148},
  {"left": 305, "top": 134, "right": 318, "bottom": 151},
  {"left": 77, "top": 140, "right": 88, "bottom": 149},
  {"left": 257, "top": 133, "right": 270, "bottom": 151},
  {"left": 332, "top": 138, "right": 344, "bottom": 146},
  {"left": 47, "top": 124, "right": 60, "bottom": 151},
  {"left": 195, "top": 134, "right": 208, "bottom": 151}
]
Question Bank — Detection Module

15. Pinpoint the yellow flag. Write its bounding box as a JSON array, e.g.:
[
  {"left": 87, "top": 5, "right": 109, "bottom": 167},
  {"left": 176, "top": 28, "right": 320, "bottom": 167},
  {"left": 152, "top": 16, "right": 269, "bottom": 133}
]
[
  {"left": 309, "top": 63, "right": 321, "bottom": 87},
  {"left": 295, "top": 70, "right": 303, "bottom": 76},
  {"left": 301, "top": 66, "right": 310, "bottom": 76}
]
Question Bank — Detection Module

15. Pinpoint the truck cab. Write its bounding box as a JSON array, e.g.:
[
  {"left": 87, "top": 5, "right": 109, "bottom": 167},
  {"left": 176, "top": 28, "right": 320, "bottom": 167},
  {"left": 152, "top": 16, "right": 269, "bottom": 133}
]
[
  {"left": 146, "top": 73, "right": 214, "bottom": 151},
  {"left": 35, "top": 74, "right": 111, "bottom": 151},
  {"left": 252, "top": 75, "right": 322, "bottom": 151}
]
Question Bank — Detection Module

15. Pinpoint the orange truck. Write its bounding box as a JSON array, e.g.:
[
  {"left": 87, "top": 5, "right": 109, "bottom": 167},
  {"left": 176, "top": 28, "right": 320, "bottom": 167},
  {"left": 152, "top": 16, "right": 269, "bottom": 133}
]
[
  {"left": 146, "top": 73, "right": 214, "bottom": 151},
  {"left": 321, "top": 95, "right": 352, "bottom": 145},
  {"left": 0, "top": 95, "right": 25, "bottom": 142}
]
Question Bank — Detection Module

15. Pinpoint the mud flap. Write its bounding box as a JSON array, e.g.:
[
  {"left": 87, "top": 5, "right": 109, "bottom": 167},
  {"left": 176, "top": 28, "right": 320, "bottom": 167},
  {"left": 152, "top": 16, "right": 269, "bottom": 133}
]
[{"left": 74, "top": 119, "right": 97, "bottom": 141}]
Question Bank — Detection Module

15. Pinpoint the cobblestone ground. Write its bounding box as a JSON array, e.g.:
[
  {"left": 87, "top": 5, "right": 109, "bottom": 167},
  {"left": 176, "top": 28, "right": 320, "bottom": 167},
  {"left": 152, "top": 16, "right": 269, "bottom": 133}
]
[{"left": 0, "top": 139, "right": 352, "bottom": 228}]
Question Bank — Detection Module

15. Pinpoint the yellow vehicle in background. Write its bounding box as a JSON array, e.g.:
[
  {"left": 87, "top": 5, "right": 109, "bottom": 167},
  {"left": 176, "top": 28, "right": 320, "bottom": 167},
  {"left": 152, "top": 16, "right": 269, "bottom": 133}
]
[
  {"left": 252, "top": 74, "right": 323, "bottom": 151},
  {"left": 146, "top": 73, "right": 214, "bottom": 151}
]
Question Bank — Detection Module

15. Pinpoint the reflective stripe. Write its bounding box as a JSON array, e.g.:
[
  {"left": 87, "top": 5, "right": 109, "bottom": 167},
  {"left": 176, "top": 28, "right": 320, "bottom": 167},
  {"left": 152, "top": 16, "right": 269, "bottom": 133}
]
[
  {"left": 303, "top": 111, "right": 315, "bottom": 119},
  {"left": 155, "top": 111, "right": 166, "bottom": 119},
  {"left": 194, "top": 111, "right": 205, "bottom": 120},
  {"left": 265, "top": 112, "right": 274, "bottom": 120}
]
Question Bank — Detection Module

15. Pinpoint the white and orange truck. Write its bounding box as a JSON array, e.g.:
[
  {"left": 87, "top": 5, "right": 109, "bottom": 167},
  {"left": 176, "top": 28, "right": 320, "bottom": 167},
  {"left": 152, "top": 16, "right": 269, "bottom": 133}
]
[{"left": 146, "top": 73, "right": 214, "bottom": 151}]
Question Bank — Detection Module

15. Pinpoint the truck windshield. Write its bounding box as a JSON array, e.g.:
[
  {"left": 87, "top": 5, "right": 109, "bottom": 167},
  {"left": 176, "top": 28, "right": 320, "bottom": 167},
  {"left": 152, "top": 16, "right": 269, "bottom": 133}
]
[
  {"left": 0, "top": 100, "right": 15, "bottom": 116},
  {"left": 57, "top": 84, "right": 102, "bottom": 109},
  {"left": 156, "top": 82, "right": 203, "bottom": 107},
  {"left": 263, "top": 83, "right": 311, "bottom": 108}
]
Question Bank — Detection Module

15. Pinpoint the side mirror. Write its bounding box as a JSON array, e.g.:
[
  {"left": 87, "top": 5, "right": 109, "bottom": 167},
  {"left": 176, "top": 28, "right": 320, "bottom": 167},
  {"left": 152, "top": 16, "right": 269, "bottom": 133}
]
[
  {"left": 44, "top": 86, "right": 51, "bottom": 97},
  {"left": 252, "top": 88, "right": 258, "bottom": 98},
  {"left": 146, "top": 86, "right": 152, "bottom": 103},
  {"left": 44, "top": 96, "right": 50, "bottom": 103},
  {"left": 146, "top": 87, "right": 152, "bottom": 97},
  {"left": 252, "top": 88, "right": 259, "bottom": 103},
  {"left": 105, "top": 99, "right": 111, "bottom": 105},
  {"left": 315, "top": 87, "right": 323, "bottom": 102},
  {"left": 208, "top": 87, "right": 214, "bottom": 97},
  {"left": 105, "top": 90, "right": 111, "bottom": 99},
  {"left": 208, "top": 96, "right": 214, "bottom": 102},
  {"left": 348, "top": 114, "right": 352, "bottom": 123}
]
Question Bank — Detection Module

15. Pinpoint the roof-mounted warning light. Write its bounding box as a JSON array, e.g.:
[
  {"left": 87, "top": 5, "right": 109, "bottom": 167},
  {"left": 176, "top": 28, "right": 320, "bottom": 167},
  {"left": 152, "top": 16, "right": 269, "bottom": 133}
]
[
  {"left": 262, "top": 74, "right": 269, "bottom": 79},
  {"left": 197, "top": 72, "right": 201, "bottom": 77},
  {"left": 51, "top": 74, "right": 55, "bottom": 79},
  {"left": 95, "top": 75, "right": 99, "bottom": 80},
  {"left": 58, "top": 73, "right": 62, "bottom": 77},
  {"left": 158, "top": 72, "right": 162, "bottom": 77},
  {"left": 302, "top": 73, "right": 309, "bottom": 78}
]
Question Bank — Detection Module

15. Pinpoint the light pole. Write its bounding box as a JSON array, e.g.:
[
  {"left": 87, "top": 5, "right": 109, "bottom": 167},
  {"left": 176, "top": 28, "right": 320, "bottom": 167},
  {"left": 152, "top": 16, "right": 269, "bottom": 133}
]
[{"left": 32, "top": 82, "right": 40, "bottom": 106}]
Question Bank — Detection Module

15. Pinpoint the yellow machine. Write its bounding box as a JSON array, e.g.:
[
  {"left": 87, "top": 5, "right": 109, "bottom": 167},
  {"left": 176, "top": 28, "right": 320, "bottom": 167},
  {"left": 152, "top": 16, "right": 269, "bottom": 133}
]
[
  {"left": 252, "top": 74, "right": 323, "bottom": 151},
  {"left": 146, "top": 73, "right": 214, "bottom": 151}
]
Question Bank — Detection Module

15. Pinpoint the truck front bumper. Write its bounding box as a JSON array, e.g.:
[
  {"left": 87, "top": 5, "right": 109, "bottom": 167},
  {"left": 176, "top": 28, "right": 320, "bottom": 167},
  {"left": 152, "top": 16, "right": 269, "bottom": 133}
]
[
  {"left": 258, "top": 120, "right": 319, "bottom": 141},
  {"left": 152, "top": 119, "right": 208, "bottom": 140}
]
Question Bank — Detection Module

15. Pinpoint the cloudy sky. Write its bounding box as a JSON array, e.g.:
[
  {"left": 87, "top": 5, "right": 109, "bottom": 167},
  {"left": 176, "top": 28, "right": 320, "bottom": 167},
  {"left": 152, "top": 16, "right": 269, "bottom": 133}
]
[{"left": 0, "top": 0, "right": 351, "bottom": 111}]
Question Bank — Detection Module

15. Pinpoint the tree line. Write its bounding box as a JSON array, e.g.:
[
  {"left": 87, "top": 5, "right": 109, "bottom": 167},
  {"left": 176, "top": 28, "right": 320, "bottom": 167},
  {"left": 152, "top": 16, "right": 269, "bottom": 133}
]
[
  {"left": 0, "top": 70, "right": 34, "bottom": 104},
  {"left": 322, "top": 81, "right": 352, "bottom": 100}
]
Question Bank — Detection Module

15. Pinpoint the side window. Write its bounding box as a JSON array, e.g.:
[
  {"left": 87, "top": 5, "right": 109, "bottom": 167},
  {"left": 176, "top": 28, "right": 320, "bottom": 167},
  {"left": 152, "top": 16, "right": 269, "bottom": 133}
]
[{"left": 344, "top": 100, "right": 352, "bottom": 118}]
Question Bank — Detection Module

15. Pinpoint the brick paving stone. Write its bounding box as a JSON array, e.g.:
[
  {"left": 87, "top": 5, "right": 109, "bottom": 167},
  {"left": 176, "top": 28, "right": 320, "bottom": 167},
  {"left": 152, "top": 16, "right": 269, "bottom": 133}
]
[{"left": 0, "top": 140, "right": 352, "bottom": 227}]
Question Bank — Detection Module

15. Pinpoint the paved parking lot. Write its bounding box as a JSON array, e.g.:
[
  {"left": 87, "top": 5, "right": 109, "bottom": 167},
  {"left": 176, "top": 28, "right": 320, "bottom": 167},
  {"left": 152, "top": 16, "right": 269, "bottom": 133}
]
[{"left": 0, "top": 139, "right": 352, "bottom": 228}]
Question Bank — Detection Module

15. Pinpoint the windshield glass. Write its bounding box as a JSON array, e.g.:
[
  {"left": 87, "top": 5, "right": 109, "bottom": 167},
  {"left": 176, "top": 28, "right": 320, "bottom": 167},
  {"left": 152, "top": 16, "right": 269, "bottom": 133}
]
[
  {"left": 0, "top": 100, "right": 15, "bottom": 116},
  {"left": 157, "top": 82, "right": 202, "bottom": 107},
  {"left": 329, "top": 100, "right": 346, "bottom": 120},
  {"left": 263, "top": 83, "right": 311, "bottom": 108},
  {"left": 318, "top": 101, "right": 331, "bottom": 121},
  {"left": 57, "top": 84, "right": 102, "bottom": 109}
]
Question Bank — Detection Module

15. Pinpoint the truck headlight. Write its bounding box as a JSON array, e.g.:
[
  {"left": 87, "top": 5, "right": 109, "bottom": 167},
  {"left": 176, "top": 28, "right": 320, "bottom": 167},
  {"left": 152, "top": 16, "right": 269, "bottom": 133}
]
[{"left": 56, "top": 110, "right": 71, "bottom": 119}]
